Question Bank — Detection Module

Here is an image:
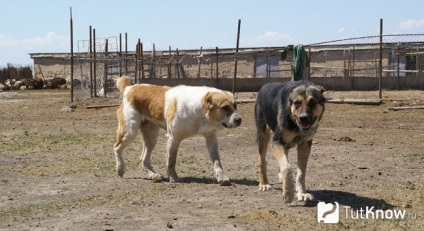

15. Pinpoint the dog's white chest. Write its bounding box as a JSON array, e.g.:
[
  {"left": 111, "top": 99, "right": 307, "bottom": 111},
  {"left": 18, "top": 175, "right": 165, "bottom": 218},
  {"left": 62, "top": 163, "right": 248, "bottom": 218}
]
[{"left": 198, "top": 122, "right": 218, "bottom": 134}]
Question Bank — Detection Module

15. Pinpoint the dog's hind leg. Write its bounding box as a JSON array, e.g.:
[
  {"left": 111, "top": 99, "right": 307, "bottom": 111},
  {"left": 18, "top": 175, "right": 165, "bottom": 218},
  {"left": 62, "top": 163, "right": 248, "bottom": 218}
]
[
  {"left": 204, "top": 132, "right": 231, "bottom": 186},
  {"left": 139, "top": 121, "right": 162, "bottom": 182},
  {"left": 296, "top": 140, "right": 314, "bottom": 201},
  {"left": 166, "top": 136, "right": 182, "bottom": 183},
  {"left": 273, "top": 143, "right": 295, "bottom": 203},
  {"left": 114, "top": 106, "right": 141, "bottom": 177},
  {"left": 255, "top": 103, "right": 272, "bottom": 191},
  {"left": 258, "top": 126, "right": 271, "bottom": 191}
]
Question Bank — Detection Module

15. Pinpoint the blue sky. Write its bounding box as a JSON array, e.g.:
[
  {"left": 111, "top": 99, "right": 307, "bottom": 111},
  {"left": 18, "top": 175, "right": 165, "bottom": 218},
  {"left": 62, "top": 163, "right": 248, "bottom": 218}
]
[{"left": 1, "top": 0, "right": 424, "bottom": 66}]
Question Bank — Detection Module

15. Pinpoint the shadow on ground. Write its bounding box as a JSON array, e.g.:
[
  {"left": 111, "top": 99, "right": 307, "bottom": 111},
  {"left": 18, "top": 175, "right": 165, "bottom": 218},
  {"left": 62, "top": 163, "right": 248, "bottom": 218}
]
[
  {"left": 125, "top": 176, "right": 257, "bottom": 186},
  {"left": 305, "top": 190, "right": 395, "bottom": 210}
]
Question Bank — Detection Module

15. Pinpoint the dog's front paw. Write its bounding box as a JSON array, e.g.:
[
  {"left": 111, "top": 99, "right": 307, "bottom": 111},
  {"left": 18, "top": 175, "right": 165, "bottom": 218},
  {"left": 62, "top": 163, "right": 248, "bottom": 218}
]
[
  {"left": 116, "top": 165, "right": 125, "bottom": 177},
  {"left": 297, "top": 192, "right": 314, "bottom": 201},
  {"left": 168, "top": 175, "right": 182, "bottom": 183},
  {"left": 282, "top": 189, "right": 295, "bottom": 204},
  {"left": 258, "top": 184, "right": 272, "bottom": 191},
  {"left": 217, "top": 175, "right": 231, "bottom": 186},
  {"left": 167, "top": 168, "right": 181, "bottom": 183},
  {"left": 278, "top": 172, "right": 283, "bottom": 183},
  {"left": 149, "top": 173, "right": 163, "bottom": 183}
]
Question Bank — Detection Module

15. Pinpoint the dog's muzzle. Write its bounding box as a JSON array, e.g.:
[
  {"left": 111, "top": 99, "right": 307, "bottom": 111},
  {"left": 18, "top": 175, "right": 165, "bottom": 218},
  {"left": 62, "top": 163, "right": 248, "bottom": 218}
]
[
  {"left": 297, "top": 113, "right": 317, "bottom": 131},
  {"left": 222, "top": 115, "right": 242, "bottom": 128}
]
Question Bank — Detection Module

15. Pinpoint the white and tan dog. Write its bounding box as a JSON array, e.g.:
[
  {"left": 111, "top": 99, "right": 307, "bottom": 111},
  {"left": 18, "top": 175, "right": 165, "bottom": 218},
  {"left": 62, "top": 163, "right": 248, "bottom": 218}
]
[{"left": 114, "top": 76, "right": 242, "bottom": 186}]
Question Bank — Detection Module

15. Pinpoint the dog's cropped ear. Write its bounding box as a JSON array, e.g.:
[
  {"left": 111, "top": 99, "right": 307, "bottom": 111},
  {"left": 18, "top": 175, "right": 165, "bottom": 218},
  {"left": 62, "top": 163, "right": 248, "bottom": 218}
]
[
  {"left": 288, "top": 85, "right": 299, "bottom": 104},
  {"left": 316, "top": 85, "right": 326, "bottom": 94},
  {"left": 313, "top": 85, "right": 326, "bottom": 103}
]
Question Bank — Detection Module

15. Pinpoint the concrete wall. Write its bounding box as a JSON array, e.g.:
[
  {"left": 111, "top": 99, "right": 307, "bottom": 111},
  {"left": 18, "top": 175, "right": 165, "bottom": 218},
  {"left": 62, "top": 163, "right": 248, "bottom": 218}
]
[
  {"left": 136, "top": 77, "right": 290, "bottom": 92},
  {"left": 31, "top": 46, "right": 424, "bottom": 92},
  {"left": 136, "top": 76, "right": 424, "bottom": 92}
]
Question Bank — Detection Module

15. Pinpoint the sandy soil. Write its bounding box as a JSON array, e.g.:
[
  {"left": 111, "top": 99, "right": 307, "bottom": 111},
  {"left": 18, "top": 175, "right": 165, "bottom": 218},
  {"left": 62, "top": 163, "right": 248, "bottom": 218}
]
[{"left": 0, "top": 89, "right": 423, "bottom": 231}]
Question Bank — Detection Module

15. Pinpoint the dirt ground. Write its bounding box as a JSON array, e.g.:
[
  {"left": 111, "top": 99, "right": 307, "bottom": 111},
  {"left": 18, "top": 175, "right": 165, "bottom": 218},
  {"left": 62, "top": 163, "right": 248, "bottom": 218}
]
[{"left": 0, "top": 89, "right": 423, "bottom": 231}]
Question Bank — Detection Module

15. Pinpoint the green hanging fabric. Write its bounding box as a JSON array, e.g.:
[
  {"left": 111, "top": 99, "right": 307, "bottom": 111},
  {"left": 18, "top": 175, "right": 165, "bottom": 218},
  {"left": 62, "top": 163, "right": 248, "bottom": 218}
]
[
  {"left": 292, "top": 44, "right": 307, "bottom": 81},
  {"left": 280, "top": 44, "right": 307, "bottom": 81}
]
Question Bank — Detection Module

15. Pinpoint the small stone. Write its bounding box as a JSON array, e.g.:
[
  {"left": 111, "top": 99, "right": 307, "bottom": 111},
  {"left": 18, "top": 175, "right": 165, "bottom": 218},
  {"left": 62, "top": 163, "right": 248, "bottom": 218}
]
[{"left": 61, "top": 106, "right": 74, "bottom": 113}]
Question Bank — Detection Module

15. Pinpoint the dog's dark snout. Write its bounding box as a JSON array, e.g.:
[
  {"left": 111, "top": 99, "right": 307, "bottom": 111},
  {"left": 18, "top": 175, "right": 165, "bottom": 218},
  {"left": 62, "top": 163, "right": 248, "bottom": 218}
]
[
  {"left": 299, "top": 113, "right": 309, "bottom": 123},
  {"left": 234, "top": 117, "right": 242, "bottom": 125}
]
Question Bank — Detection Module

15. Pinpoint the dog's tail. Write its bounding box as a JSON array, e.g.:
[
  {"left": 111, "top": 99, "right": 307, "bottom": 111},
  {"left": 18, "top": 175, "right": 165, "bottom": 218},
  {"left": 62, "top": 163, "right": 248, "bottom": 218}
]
[{"left": 116, "top": 76, "right": 131, "bottom": 94}]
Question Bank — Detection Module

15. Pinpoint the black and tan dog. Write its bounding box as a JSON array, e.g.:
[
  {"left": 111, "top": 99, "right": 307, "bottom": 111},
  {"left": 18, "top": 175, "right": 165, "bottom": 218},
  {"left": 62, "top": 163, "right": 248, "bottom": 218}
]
[{"left": 255, "top": 81, "right": 325, "bottom": 203}]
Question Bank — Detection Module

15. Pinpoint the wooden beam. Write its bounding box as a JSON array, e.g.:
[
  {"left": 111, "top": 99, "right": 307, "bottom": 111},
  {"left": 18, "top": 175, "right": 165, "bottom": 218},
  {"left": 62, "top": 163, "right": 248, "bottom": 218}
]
[
  {"left": 388, "top": 106, "right": 424, "bottom": 111},
  {"left": 86, "top": 104, "right": 120, "bottom": 109},
  {"left": 326, "top": 98, "right": 382, "bottom": 105},
  {"left": 235, "top": 98, "right": 383, "bottom": 105}
]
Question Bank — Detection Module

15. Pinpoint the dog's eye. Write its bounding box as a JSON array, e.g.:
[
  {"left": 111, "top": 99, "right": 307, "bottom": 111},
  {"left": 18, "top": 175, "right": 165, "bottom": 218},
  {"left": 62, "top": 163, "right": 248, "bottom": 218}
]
[
  {"left": 293, "top": 101, "right": 302, "bottom": 108},
  {"left": 308, "top": 100, "right": 317, "bottom": 107},
  {"left": 221, "top": 105, "right": 230, "bottom": 111}
]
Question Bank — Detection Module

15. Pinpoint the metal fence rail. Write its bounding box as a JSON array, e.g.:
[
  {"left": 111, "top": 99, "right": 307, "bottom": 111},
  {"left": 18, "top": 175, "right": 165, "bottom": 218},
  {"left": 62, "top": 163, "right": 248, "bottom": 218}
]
[
  {"left": 70, "top": 34, "right": 424, "bottom": 100},
  {"left": 307, "top": 34, "right": 424, "bottom": 93}
]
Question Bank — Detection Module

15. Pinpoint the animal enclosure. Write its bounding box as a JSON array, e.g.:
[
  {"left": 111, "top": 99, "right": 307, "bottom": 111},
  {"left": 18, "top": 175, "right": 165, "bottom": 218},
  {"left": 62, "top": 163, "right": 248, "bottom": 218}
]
[
  {"left": 28, "top": 34, "right": 424, "bottom": 101},
  {"left": 0, "top": 89, "right": 422, "bottom": 230}
]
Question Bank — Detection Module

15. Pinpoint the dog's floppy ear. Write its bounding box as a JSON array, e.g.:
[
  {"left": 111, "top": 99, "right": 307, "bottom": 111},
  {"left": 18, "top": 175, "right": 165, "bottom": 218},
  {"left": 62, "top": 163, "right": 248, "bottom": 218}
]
[{"left": 202, "top": 92, "right": 215, "bottom": 111}]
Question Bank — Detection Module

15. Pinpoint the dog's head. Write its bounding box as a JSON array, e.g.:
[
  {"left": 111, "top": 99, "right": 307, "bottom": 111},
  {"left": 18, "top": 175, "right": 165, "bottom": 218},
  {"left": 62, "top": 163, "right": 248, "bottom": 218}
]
[
  {"left": 202, "top": 91, "right": 242, "bottom": 128},
  {"left": 288, "top": 83, "right": 325, "bottom": 131}
]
